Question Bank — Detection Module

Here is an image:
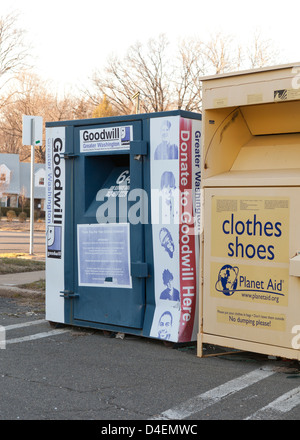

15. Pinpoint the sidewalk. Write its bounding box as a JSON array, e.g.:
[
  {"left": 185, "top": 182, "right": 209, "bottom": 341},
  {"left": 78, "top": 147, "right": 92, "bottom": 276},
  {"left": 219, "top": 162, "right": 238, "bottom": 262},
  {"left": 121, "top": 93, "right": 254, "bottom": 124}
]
[
  {"left": 0, "top": 270, "right": 45, "bottom": 297},
  {"left": 0, "top": 270, "right": 45, "bottom": 287}
]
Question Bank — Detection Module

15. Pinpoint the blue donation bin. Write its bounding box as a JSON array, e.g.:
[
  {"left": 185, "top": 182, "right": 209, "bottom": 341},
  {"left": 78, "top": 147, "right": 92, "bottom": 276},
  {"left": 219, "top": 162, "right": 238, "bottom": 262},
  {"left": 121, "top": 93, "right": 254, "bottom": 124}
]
[{"left": 45, "top": 110, "right": 202, "bottom": 343}]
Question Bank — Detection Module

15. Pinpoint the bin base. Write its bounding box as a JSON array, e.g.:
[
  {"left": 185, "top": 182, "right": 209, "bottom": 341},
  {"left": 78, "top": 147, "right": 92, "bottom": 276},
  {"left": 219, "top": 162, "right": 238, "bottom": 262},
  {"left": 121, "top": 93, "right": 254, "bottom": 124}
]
[{"left": 197, "top": 333, "right": 300, "bottom": 361}]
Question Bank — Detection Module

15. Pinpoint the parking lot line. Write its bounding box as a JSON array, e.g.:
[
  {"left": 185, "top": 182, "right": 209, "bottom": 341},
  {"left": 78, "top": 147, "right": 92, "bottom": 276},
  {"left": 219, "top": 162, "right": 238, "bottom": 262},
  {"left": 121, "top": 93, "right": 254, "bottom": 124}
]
[
  {"left": 6, "top": 329, "right": 70, "bottom": 345},
  {"left": 150, "top": 367, "right": 275, "bottom": 420},
  {"left": 246, "top": 386, "right": 300, "bottom": 419},
  {"left": 4, "top": 319, "right": 46, "bottom": 331}
]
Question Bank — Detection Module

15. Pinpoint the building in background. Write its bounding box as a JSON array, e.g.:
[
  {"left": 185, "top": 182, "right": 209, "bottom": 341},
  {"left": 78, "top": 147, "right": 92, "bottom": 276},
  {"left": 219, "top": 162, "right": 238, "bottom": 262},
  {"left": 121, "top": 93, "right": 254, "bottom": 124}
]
[{"left": 0, "top": 153, "right": 45, "bottom": 211}]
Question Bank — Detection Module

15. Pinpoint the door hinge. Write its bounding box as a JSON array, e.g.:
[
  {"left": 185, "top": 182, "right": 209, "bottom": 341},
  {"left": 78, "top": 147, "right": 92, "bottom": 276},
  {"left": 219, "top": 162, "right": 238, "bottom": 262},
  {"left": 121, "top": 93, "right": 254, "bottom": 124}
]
[
  {"left": 60, "top": 290, "right": 79, "bottom": 299},
  {"left": 130, "top": 141, "right": 148, "bottom": 156}
]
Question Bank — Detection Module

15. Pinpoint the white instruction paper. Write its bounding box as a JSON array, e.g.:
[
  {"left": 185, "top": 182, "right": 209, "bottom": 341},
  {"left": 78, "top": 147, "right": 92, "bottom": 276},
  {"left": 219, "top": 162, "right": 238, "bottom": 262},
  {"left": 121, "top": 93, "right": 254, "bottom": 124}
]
[{"left": 77, "top": 223, "right": 132, "bottom": 288}]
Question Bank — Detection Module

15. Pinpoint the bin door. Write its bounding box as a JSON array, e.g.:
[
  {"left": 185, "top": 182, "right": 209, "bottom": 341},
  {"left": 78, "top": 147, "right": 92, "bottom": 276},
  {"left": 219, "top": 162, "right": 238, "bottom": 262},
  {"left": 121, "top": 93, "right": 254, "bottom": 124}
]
[{"left": 71, "top": 121, "right": 146, "bottom": 329}]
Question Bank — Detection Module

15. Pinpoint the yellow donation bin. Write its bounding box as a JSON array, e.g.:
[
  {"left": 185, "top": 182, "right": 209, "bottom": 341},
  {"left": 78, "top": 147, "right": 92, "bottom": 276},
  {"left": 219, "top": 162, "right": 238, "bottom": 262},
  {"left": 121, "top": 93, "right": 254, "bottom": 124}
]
[{"left": 198, "top": 63, "right": 300, "bottom": 360}]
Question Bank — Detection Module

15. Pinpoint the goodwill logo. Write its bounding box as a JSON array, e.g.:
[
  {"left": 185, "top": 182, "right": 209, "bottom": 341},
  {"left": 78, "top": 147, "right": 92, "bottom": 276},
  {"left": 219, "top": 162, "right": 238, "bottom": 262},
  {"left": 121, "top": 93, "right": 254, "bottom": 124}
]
[
  {"left": 80, "top": 126, "right": 132, "bottom": 153},
  {"left": 46, "top": 136, "right": 64, "bottom": 259}
]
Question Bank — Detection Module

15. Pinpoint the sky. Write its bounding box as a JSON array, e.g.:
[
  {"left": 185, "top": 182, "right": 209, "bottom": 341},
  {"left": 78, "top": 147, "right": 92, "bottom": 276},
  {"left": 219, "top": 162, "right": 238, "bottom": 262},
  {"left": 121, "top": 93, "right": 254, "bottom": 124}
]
[{"left": 2, "top": 0, "right": 300, "bottom": 96}]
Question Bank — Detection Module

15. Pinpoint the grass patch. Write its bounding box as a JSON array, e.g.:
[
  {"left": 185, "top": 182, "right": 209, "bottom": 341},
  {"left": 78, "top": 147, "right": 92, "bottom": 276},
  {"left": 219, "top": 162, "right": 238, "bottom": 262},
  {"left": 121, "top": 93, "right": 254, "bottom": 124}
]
[
  {"left": 18, "top": 279, "right": 45, "bottom": 292},
  {"left": 0, "top": 257, "right": 45, "bottom": 275}
]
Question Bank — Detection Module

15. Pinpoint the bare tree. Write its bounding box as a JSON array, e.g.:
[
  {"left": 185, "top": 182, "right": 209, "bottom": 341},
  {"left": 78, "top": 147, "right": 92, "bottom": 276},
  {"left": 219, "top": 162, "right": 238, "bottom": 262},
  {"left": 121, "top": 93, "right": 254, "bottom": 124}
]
[
  {"left": 246, "top": 29, "right": 279, "bottom": 69},
  {"left": 173, "top": 38, "right": 206, "bottom": 111},
  {"left": 0, "top": 71, "right": 49, "bottom": 161},
  {"left": 0, "top": 71, "right": 94, "bottom": 162},
  {"left": 200, "top": 32, "right": 236, "bottom": 74},
  {"left": 0, "top": 12, "right": 30, "bottom": 100},
  {"left": 87, "top": 31, "right": 279, "bottom": 116},
  {"left": 89, "top": 34, "right": 172, "bottom": 114},
  {"left": 0, "top": 29, "right": 280, "bottom": 162},
  {"left": 200, "top": 30, "right": 279, "bottom": 74}
]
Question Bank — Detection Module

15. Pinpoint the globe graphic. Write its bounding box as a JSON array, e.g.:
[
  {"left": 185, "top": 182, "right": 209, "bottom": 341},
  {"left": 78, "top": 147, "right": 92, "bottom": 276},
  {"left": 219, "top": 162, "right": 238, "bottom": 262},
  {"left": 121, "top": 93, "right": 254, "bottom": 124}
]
[{"left": 216, "top": 265, "right": 238, "bottom": 296}]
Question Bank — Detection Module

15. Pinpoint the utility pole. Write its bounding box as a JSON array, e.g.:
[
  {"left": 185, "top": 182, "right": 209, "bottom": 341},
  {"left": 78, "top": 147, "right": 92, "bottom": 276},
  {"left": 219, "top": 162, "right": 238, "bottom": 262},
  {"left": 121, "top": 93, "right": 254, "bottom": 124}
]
[
  {"left": 22, "top": 115, "right": 43, "bottom": 255},
  {"left": 29, "top": 118, "right": 35, "bottom": 254}
]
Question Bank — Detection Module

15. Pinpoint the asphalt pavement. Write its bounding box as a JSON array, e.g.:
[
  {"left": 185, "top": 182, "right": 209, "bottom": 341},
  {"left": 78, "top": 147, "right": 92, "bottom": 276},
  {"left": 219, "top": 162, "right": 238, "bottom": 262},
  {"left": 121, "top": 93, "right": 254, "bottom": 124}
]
[
  {"left": 0, "top": 290, "right": 299, "bottom": 421},
  {"left": 0, "top": 230, "right": 300, "bottom": 421}
]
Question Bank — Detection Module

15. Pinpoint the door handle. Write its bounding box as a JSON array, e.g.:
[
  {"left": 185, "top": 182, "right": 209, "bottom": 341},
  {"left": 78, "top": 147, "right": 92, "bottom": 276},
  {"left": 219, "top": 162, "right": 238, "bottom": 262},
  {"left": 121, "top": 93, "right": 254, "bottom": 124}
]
[{"left": 60, "top": 290, "right": 79, "bottom": 299}]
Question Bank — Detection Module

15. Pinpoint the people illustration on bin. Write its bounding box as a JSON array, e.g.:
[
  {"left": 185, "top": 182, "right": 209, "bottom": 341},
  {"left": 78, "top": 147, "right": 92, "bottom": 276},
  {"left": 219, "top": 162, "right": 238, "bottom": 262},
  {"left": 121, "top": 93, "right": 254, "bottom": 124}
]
[
  {"left": 160, "top": 171, "right": 179, "bottom": 223},
  {"left": 160, "top": 269, "right": 180, "bottom": 301},
  {"left": 154, "top": 119, "right": 178, "bottom": 160},
  {"left": 157, "top": 311, "right": 173, "bottom": 340},
  {"left": 159, "top": 227, "right": 175, "bottom": 258}
]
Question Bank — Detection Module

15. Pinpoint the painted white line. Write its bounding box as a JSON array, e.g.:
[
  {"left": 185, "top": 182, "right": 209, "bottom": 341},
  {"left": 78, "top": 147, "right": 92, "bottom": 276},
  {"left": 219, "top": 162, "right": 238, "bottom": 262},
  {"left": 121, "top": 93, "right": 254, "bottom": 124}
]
[
  {"left": 4, "top": 319, "right": 46, "bottom": 331},
  {"left": 245, "top": 386, "right": 300, "bottom": 420},
  {"left": 6, "top": 329, "right": 70, "bottom": 345},
  {"left": 150, "top": 367, "right": 275, "bottom": 420}
]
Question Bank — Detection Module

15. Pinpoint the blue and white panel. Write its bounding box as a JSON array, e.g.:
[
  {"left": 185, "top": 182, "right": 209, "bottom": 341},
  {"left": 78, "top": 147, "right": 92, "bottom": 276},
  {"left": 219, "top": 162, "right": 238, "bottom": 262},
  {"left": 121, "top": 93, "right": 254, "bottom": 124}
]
[{"left": 45, "top": 127, "right": 66, "bottom": 323}]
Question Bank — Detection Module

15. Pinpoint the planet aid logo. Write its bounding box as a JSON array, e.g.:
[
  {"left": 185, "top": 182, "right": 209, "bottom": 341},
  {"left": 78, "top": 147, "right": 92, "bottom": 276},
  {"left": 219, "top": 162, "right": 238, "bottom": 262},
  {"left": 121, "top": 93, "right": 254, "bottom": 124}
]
[
  {"left": 215, "top": 265, "right": 239, "bottom": 296},
  {"left": 215, "top": 263, "right": 286, "bottom": 304},
  {"left": 211, "top": 197, "right": 289, "bottom": 306}
]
